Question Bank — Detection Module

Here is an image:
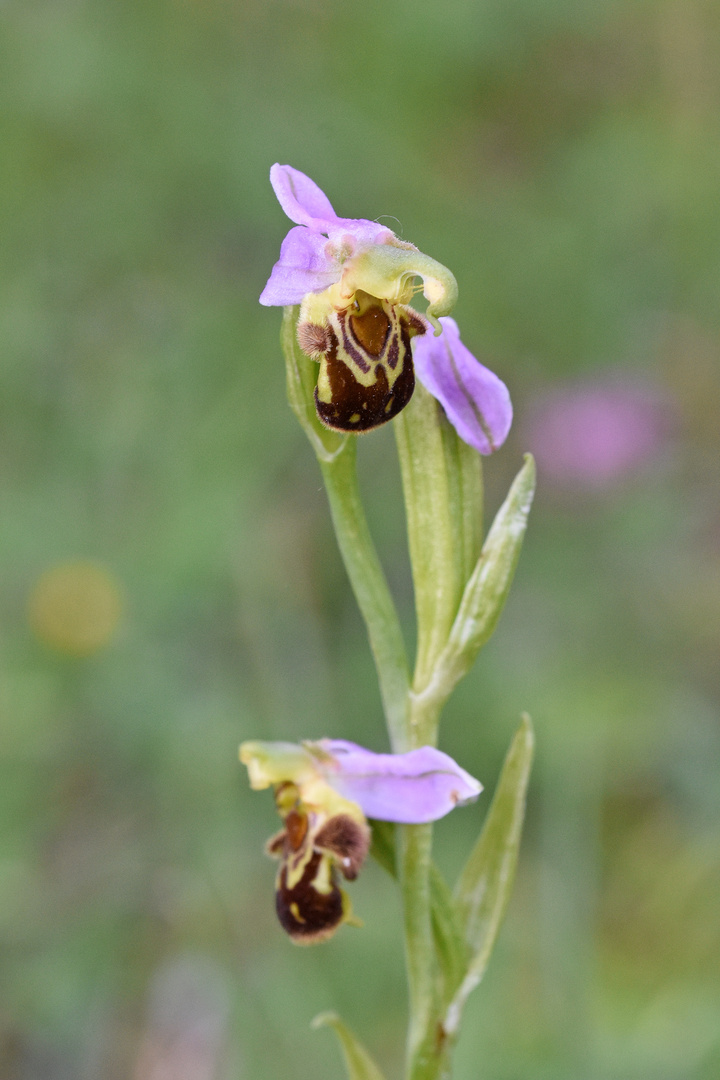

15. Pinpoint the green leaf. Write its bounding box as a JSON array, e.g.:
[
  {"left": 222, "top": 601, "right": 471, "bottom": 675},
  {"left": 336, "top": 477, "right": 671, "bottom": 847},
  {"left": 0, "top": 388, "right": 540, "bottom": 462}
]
[
  {"left": 444, "top": 714, "right": 535, "bottom": 1037},
  {"left": 395, "top": 382, "right": 468, "bottom": 699},
  {"left": 370, "top": 821, "right": 467, "bottom": 1001},
  {"left": 319, "top": 443, "right": 411, "bottom": 750},
  {"left": 429, "top": 861, "right": 469, "bottom": 1005},
  {"left": 312, "top": 1012, "right": 387, "bottom": 1080},
  {"left": 420, "top": 454, "right": 535, "bottom": 712},
  {"left": 369, "top": 818, "right": 396, "bottom": 876},
  {"left": 282, "top": 305, "right": 348, "bottom": 463}
]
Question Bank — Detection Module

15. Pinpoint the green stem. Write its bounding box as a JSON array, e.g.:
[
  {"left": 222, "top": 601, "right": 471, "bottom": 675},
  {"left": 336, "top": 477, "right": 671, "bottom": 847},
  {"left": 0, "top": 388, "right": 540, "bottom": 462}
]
[
  {"left": 319, "top": 440, "right": 411, "bottom": 751},
  {"left": 398, "top": 674, "right": 451, "bottom": 1079},
  {"left": 399, "top": 822, "right": 437, "bottom": 1080},
  {"left": 394, "top": 383, "right": 485, "bottom": 1078}
]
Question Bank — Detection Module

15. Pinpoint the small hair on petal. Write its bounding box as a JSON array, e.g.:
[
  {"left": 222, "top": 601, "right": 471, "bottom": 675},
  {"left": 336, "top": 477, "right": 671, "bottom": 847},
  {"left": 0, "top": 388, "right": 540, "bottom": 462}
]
[{"left": 401, "top": 307, "right": 429, "bottom": 337}]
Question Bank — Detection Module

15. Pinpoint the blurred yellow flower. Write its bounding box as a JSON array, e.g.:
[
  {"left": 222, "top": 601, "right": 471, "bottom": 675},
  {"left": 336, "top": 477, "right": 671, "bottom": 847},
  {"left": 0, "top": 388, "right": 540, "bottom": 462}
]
[{"left": 28, "top": 561, "right": 123, "bottom": 656}]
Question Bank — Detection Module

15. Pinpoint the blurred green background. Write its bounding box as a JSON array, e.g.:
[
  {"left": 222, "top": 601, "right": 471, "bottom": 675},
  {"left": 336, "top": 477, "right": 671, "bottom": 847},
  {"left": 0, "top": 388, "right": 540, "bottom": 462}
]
[{"left": 1, "top": 0, "right": 719, "bottom": 1077}]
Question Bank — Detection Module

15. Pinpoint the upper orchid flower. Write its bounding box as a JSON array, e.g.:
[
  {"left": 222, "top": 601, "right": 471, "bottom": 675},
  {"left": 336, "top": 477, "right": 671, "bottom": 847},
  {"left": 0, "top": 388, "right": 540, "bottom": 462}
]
[
  {"left": 240, "top": 738, "right": 481, "bottom": 944},
  {"left": 260, "top": 164, "right": 457, "bottom": 433},
  {"left": 259, "top": 165, "right": 513, "bottom": 451}
]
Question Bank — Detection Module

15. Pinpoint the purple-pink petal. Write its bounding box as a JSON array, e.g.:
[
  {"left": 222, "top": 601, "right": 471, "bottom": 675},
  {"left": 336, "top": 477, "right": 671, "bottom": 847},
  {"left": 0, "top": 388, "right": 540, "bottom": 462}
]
[
  {"left": 316, "top": 739, "right": 482, "bottom": 824},
  {"left": 259, "top": 225, "right": 342, "bottom": 305},
  {"left": 325, "top": 218, "right": 396, "bottom": 248},
  {"left": 270, "top": 163, "right": 339, "bottom": 231},
  {"left": 413, "top": 317, "right": 512, "bottom": 455},
  {"left": 269, "top": 164, "right": 396, "bottom": 249}
]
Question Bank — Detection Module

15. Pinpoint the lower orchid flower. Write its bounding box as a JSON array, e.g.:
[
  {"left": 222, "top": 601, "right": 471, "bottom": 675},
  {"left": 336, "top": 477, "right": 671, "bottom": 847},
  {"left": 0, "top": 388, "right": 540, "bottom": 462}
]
[
  {"left": 260, "top": 165, "right": 512, "bottom": 451},
  {"left": 240, "top": 739, "right": 482, "bottom": 944}
]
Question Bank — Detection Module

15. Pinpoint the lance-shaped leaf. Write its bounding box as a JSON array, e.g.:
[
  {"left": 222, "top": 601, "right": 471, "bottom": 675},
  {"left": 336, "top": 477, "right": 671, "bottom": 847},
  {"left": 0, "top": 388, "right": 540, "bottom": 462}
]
[
  {"left": 370, "top": 821, "right": 467, "bottom": 1001},
  {"left": 312, "top": 1012, "right": 387, "bottom": 1080},
  {"left": 429, "top": 858, "right": 470, "bottom": 1005},
  {"left": 282, "top": 305, "right": 348, "bottom": 463},
  {"left": 417, "top": 455, "right": 535, "bottom": 712},
  {"left": 444, "top": 715, "right": 534, "bottom": 1037},
  {"left": 394, "top": 382, "right": 472, "bottom": 692}
]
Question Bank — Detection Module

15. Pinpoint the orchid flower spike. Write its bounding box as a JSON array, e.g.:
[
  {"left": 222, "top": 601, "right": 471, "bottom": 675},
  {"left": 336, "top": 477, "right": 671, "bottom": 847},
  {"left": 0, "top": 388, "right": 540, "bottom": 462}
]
[
  {"left": 240, "top": 738, "right": 482, "bottom": 944},
  {"left": 260, "top": 164, "right": 457, "bottom": 433}
]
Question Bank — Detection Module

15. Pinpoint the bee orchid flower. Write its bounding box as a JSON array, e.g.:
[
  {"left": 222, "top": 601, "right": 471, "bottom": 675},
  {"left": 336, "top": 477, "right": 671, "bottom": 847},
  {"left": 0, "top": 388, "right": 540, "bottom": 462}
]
[
  {"left": 260, "top": 164, "right": 458, "bottom": 433},
  {"left": 240, "top": 738, "right": 482, "bottom": 944},
  {"left": 260, "top": 164, "right": 512, "bottom": 452}
]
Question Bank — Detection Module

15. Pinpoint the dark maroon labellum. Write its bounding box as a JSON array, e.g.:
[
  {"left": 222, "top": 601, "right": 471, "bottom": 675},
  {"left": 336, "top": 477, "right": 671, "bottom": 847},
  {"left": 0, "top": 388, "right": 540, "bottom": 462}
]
[
  {"left": 267, "top": 801, "right": 370, "bottom": 944},
  {"left": 298, "top": 296, "right": 426, "bottom": 433}
]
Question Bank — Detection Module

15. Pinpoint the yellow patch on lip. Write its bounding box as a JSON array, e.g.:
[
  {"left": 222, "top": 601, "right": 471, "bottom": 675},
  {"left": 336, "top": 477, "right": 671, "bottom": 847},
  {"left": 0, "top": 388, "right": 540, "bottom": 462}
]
[{"left": 289, "top": 902, "right": 306, "bottom": 924}]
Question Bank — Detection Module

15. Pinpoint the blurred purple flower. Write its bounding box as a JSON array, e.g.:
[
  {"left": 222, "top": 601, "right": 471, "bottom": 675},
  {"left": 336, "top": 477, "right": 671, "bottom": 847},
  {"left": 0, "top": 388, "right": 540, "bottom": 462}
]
[
  {"left": 412, "top": 316, "right": 513, "bottom": 454},
  {"left": 525, "top": 379, "right": 671, "bottom": 488},
  {"left": 135, "top": 954, "right": 230, "bottom": 1080}
]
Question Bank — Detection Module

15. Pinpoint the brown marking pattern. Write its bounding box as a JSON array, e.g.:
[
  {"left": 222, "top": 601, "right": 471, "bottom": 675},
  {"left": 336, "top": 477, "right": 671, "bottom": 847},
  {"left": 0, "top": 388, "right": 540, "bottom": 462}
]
[
  {"left": 314, "top": 814, "right": 370, "bottom": 880},
  {"left": 336, "top": 311, "right": 371, "bottom": 373},
  {"left": 349, "top": 307, "right": 390, "bottom": 356},
  {"left": 285, "top": 809, "right": 308, "bottom": 851},
  {"left": 315, "top": 314, "right": 416, "bottom": 432},
  {"left": 276, "top": 850, "right": 344, "bottom": 944}
]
